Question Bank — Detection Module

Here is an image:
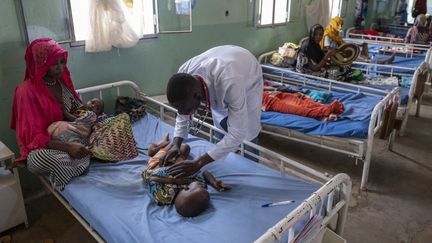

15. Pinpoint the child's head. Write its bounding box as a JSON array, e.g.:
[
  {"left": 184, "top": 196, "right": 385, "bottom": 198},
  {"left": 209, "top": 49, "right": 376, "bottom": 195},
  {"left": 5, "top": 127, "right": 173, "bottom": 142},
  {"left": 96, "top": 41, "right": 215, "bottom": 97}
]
[
  {"left": 86, "top": 98, "right": 104, "bottom": 115},
  {"left": 174, "top": 181, "right": 210, "bottom": 217}
]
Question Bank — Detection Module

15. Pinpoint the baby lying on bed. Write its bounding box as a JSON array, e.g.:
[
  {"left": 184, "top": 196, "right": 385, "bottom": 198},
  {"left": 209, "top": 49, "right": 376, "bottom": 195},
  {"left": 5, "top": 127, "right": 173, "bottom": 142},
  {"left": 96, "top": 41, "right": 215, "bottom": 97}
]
[{"left": 142, "top": 134, "right": 231, "bottom": 217}]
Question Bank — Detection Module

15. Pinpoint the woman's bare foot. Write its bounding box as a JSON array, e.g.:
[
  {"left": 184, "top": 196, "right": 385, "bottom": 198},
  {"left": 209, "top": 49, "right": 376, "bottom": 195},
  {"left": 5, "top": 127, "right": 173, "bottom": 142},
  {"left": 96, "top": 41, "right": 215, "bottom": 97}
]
[{"left": 377, "top": 52, "right": 396, "bottom": 65}]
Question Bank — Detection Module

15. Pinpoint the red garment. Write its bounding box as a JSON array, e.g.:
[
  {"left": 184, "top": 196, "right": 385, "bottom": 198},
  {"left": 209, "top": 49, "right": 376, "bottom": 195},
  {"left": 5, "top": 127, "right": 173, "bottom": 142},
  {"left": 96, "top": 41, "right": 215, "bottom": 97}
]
[
  {"left": 415, "top": 0, "right": 427, "bottom": 15},
  {"left": 262, "top": 91, "right": 344, "bottom": 119},
  {"left": 363, "top": 29, "right": 378, "bottom": 36},
  {"left": 9, "top": 38, "right": 80, "bottom": 161}
]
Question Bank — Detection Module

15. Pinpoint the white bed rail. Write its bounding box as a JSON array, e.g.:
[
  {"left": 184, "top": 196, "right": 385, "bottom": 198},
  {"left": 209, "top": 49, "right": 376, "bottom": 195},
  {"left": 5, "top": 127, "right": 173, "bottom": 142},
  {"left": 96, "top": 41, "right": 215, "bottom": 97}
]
[
  {"left": 261, "top": 64, "right": 391, "bottom": 97},
  {"left": 41, "top": 80, "right": 352, "bottom": 243},
  {"left": 255, "top": 173, "right": 352, "bottom": 243},
  {"left": 352, "top": 61, "right": 415, "bottom": 77}
]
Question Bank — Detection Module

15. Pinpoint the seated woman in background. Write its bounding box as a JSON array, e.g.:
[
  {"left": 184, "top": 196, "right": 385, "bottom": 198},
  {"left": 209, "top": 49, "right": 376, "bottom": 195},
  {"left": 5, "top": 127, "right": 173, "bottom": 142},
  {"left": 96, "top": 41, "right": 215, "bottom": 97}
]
[
  {"left": 323, "top": 16, "right": 395, "bottom": 64},
  {"left": 10, "top": 38, "right": 90, "bottom": 190},
  {"left": 296, "top": 24, "right": 349, "bottom": 81},
  {"left": 405, "top": 14, "right": 431, "bottom": 44}
]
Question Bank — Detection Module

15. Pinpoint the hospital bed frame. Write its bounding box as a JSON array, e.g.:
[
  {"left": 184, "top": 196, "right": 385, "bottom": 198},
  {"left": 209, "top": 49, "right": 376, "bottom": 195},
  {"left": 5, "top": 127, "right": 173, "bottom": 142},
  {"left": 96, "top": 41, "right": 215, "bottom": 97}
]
[
  {"left": 259, "top": 54, "right": 400, "bottom": 190},
  {"left": 38, "top": 80, "right": 352, "bottom": 243},
  {"left": 345, "top": 27, "right": 432, "bottom": 49},
  {"left": 259, "top": 51, "right": 425, "bottom": 136}
]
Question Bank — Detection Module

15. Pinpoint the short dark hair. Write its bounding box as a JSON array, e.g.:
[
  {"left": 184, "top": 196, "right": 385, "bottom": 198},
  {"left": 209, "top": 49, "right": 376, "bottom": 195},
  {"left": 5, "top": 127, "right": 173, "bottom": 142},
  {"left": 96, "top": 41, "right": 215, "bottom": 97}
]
[
  {"left": 166, "top": 73, "right": 196, "bottom": 104},
  {"left": 175, "top": 190, "right": 210, "bottom": 217}
]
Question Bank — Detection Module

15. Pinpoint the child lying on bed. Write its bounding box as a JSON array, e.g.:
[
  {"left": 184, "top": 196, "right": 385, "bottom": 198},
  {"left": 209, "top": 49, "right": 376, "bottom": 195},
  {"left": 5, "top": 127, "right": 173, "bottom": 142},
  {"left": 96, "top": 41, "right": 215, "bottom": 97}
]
[
  {"left": 262, "top": 90, "right": 344, "bottom": 121},
  {"left": 142, "top": 134, "right": 231, "bottom": 217}
]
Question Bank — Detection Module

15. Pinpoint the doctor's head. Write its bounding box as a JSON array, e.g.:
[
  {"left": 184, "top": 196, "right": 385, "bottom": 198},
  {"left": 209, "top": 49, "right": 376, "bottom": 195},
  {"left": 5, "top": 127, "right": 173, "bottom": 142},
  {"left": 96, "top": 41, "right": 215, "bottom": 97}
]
[{"left": 167, "top": 73, "right": 204, "bottom": 115}]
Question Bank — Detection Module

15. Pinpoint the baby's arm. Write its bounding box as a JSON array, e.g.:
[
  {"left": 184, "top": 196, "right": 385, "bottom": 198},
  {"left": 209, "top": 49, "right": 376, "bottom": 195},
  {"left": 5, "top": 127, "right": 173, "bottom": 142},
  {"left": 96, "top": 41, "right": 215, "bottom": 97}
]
[
  {"left": 203, "top": 171, "right": 232, "bottom": 191},
  {"left": 148, "top": 176, "right": 188, "bottom": 185}
]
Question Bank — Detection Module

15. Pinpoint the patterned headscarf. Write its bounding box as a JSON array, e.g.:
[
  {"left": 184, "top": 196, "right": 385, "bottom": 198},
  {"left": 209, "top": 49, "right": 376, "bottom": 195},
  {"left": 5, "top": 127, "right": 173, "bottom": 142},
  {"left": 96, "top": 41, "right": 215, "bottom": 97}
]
[
  {"left": 10, "top": 38, "right": 80, "bottom": 161},
  {"left": 321, "top": 16, "right": 345, "bottom": 48},
  {"left": 23, "top": 38, "right": 79, "bottom": 99}
]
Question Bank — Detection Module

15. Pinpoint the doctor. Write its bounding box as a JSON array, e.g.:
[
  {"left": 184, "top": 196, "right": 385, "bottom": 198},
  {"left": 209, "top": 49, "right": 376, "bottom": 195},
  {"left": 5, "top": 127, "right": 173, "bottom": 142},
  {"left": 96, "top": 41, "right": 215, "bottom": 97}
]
[{"left": 165, "top": 45, "right": 263, "bottom": 178}]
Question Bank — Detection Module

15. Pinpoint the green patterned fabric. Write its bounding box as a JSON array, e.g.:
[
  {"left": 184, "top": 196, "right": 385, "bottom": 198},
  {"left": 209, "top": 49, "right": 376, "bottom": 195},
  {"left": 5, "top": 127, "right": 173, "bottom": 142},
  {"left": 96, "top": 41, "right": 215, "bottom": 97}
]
[{"left": 88, "top": 113, "right": 138, "bottom": 161}]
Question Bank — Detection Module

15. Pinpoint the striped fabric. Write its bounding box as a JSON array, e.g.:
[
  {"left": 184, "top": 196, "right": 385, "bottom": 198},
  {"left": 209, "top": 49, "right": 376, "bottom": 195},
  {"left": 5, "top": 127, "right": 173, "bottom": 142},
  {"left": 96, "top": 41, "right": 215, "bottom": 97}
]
[{"left": 26, "top": 83, "right": 89, "bottom": 191}]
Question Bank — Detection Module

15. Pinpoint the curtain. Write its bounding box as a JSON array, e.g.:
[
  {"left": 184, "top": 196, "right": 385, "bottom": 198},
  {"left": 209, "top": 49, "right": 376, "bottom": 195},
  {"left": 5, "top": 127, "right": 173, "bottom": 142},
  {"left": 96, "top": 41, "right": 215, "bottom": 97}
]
[
  {"left": 86, "top": 0, "right": 140, "bottom": 53},
  {"left": 305, "top": 0, "right": 331, "bottom": 30}
]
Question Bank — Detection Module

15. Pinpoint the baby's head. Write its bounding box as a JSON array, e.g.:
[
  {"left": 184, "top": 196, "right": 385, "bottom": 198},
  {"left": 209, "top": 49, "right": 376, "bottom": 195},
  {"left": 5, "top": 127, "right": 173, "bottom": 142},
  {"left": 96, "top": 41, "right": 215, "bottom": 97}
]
[
  {"left": 86, "top": 98, "right": 105, "bottom": 115},
  {"left": 174, "top": 181, "right": 210, "bottom": 217}
]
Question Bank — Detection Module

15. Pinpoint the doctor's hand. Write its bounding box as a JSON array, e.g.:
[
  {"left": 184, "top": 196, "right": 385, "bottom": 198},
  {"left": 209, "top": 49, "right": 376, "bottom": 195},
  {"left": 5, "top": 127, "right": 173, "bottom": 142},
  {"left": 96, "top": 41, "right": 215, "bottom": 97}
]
[
  {"left": 167, "top": 159, "right": 202, "bottom": 178},
  {"left": 161, "top": 136, "right": 183, "bottom": 164},
  {"left": 162, "top": 143, "right": 180, "bottom": 164}
]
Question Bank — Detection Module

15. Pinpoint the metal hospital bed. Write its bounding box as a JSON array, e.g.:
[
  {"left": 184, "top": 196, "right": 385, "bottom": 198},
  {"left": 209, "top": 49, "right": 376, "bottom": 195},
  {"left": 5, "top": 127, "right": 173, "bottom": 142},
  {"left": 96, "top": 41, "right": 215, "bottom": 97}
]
[
  {"left": 258, "top": 52, "right": 402, "bottom": 190},
  {"left": 259, "top": 48, "right": 429, "bottom": 136},
  {"left": 345, "top": 26, "right": 432, "bottom": 49},
  {"left": 37, "top": 80, "right": 352, "bottom": 243}
]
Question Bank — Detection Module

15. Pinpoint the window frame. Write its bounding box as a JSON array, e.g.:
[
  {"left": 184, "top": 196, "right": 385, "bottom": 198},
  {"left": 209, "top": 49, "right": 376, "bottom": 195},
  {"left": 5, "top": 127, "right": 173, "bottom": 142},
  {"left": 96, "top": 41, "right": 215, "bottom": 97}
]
[
  {"left": 17, "top": 0, "right": 193, "bottom": 47},
  {"left": 330, "top": 0, "right": 349, "bottom": 19},
  {"left": 254, "top": 0, "right": 291, "bottom": 28}
]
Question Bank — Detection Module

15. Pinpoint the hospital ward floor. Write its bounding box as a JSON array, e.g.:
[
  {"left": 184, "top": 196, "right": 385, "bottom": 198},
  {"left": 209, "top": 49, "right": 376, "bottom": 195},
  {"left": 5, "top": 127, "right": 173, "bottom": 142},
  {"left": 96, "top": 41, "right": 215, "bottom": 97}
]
[{"left": 2, "top": 92, "right": 432, "bottom": 243}]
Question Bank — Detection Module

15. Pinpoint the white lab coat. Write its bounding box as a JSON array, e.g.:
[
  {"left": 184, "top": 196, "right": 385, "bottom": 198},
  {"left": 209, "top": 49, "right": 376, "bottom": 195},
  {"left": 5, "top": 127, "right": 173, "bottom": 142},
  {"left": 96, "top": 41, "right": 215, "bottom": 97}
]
[{"left": 173, "top": 45, "right": 263, "bottom": 161}]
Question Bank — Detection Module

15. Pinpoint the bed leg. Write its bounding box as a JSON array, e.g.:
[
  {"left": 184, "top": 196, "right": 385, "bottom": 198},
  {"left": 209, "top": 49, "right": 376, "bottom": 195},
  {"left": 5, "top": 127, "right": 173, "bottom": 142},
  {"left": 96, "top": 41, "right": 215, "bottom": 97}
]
[
  {"left": 415, "top": 96, "right": 422, "bottom": 117},
  {"left": 398, "top": 110, "right": 409, "bottom": 137},
  {"left": 388, "top": 130, "right": 396, "bottom": 152},
  {"left": 336, "top": 182, "right": 351, "bottom": 236},
  {"left": 360, "top": 155, "right": 371, "bottom": 191}
]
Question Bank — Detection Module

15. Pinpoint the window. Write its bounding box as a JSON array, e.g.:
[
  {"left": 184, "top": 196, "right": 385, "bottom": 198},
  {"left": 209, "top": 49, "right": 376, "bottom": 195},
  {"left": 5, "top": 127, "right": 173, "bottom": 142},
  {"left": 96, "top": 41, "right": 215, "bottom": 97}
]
[
  {"left": 69, "top": 0, "right": 156, "bottom": 42},
  {"left": 329, "top": 0, "right": 342, "bottom": 18},
  {"left": 256, "top": 0, "right": 290, "bottom": 27},
  {"left": 18, "top": 0, "right": 193, "bottom": 44}
]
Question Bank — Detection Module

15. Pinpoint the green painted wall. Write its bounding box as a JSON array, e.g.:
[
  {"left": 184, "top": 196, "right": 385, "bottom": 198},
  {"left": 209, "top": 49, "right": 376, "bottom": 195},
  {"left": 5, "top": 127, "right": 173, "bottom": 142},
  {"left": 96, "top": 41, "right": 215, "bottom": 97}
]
[{"left": 0, "top": 0, "right": 355, "bottom": 195}]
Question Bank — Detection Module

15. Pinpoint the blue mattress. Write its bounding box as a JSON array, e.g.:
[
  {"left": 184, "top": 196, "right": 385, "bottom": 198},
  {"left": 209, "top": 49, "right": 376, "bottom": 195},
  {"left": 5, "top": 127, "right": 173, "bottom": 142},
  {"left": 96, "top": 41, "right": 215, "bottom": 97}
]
[
  {"left": 59, "top": 114, "right": 320, "bottom": 243},
  {"left": 261, "top": 89, "right": 381, "bottom": 138},
  {"left": 262, "top": 65, "right": 410, "bottom": 105},
  {"left": 353, "top": 55, "right": 422, "bottom": 74},
  {"left": 388, "top": 29, "right": 408, "bottom": 38}
]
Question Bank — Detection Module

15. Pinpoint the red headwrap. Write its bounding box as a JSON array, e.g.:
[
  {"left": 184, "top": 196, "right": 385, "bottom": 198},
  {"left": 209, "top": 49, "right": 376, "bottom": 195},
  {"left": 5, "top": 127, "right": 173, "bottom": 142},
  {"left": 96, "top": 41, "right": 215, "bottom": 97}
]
[{"left": 10, "top": 38, "right": 80, "bottom": 161}]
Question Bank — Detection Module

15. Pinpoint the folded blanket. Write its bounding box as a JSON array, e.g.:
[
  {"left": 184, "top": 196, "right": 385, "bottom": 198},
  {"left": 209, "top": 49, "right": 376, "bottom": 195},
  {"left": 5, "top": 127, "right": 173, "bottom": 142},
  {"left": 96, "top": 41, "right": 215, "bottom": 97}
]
[
  {"left": 47, "top": 110, "right": 96, "bottom": 144},
  {"left": 307, "top": 90, "right": 332, "bottom": 103}
]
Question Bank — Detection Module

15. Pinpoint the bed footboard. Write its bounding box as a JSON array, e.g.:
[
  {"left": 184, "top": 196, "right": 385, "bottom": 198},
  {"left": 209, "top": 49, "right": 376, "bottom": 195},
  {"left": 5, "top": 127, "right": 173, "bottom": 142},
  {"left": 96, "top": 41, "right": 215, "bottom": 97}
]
[{"left": 255, "top": 173, "right": 351, "bottom": 243}]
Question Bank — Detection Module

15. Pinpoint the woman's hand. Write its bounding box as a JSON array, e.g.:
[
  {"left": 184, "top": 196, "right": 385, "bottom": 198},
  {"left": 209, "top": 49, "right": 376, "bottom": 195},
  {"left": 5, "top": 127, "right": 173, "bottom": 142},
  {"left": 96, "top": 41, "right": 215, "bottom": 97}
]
[
  {"left": 325, "top": 49, "right": 337, "bottom": 58},
  {"left": 67, "top": 143, "right": 91, "bottom": 159}
]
